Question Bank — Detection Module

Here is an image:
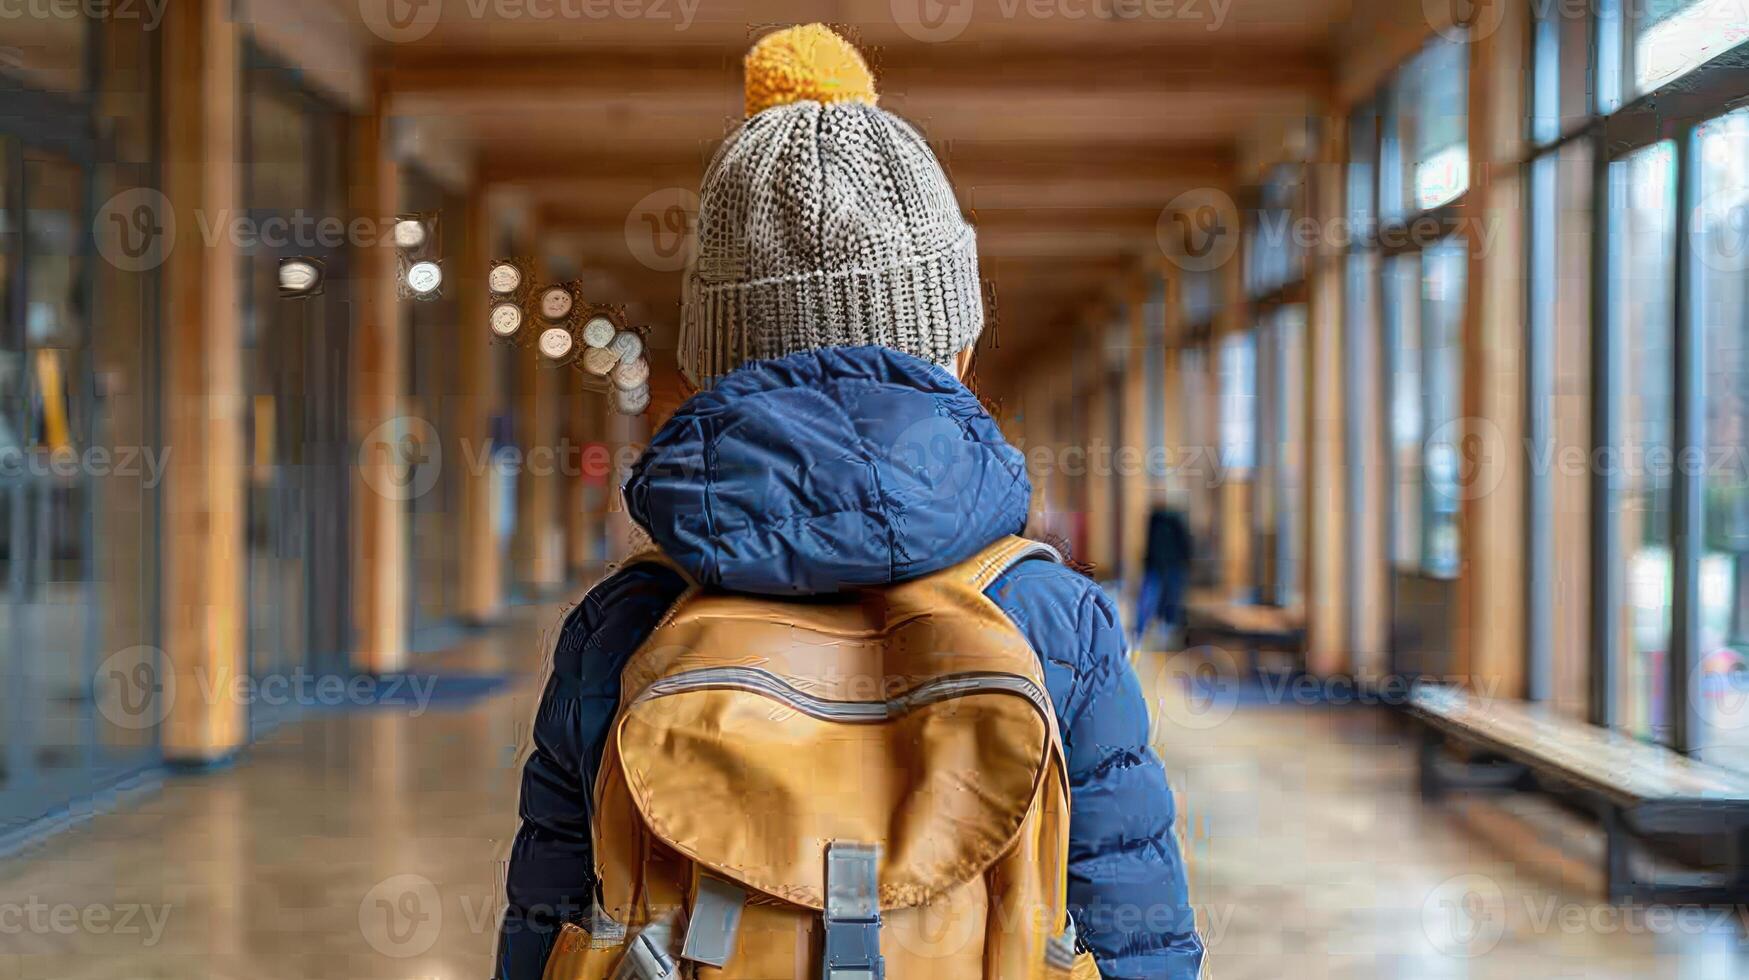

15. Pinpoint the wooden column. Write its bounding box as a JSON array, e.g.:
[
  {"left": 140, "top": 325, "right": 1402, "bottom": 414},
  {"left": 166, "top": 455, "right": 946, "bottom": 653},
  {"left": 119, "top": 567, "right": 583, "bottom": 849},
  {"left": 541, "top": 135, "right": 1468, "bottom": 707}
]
[
  {"left": 350, "top": 87, "right": 407, "bottom": 674},
  {"left": 457, "top": 184, "right": 503, "bottom": 624},
  {"left": 1082, "top": 316, "right": 1114, "bottom": 578},
  {"left": 160, "top": 0, "right": 244, "bottom": 762},
  {"left": 1120, "top": 287, "right": 1151, "bottom": 585},
  {"left": 1218, "top": 241, "right": 1254, "bottom": 600},
  {"left": 1305, "top": 119, "right": 1350, "bottom": 676},
  {"left": 1456, "top": 1, "right": 1530, "bottom": 694}
]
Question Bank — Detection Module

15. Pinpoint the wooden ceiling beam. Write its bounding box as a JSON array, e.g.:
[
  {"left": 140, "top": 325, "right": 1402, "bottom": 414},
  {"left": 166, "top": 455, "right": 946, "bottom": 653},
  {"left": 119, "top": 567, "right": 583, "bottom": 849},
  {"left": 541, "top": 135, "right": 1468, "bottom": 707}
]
[{"left": 381, "top": 41, "right": 1331, "bottom": 100}]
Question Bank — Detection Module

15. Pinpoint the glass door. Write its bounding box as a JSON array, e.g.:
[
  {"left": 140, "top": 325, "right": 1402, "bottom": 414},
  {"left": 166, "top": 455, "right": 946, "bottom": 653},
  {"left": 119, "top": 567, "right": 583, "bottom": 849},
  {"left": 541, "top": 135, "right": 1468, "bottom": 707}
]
[
  {"left": 1382, "top": 238, "right": 1467, "bottom": 680},
  {"left": 0, "top": 134, "right": 162, "bottom": 836},
  {"left": 240, "top": 52, "right": 351, "bottom": 732}
]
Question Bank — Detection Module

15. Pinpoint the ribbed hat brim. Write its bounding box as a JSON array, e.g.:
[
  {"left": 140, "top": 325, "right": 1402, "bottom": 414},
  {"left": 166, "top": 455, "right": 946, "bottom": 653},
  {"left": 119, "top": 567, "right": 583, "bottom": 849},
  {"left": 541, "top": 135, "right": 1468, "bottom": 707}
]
[{"left": 679, "top": 225, "right": 982, "bottom": 387}]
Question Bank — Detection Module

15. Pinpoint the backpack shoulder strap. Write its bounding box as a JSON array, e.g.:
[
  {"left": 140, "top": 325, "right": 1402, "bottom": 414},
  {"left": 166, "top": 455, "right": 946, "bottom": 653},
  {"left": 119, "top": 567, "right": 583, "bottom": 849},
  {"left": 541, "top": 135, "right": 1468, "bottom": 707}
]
[{"left": 945, "top": 535, "right": 1063, "bottom": 593}]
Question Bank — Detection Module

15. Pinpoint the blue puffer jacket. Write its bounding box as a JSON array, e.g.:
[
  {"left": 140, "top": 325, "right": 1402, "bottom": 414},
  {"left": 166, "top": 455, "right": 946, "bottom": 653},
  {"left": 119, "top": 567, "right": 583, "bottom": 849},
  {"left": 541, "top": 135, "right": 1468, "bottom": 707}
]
[{"left": 497, "top": 346, "right": 1203, "bottom": 980}]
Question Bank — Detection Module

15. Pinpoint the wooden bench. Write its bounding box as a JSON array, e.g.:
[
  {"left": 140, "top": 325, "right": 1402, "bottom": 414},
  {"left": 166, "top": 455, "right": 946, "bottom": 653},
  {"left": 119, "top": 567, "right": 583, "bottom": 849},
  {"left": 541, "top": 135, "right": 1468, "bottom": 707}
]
[
  {"left": 1181, "top": 589, "right": 1306, "bottom": 674},
  {"left": 1412, "top": 685, "right": 1749, "bottom": 903}
]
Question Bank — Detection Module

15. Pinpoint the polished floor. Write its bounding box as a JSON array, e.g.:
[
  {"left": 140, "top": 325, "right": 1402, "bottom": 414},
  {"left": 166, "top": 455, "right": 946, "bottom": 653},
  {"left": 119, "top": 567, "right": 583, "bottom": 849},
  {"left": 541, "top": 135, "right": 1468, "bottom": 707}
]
[{"left": 3, "top": 606, "right": 1749, "bottom": 979}]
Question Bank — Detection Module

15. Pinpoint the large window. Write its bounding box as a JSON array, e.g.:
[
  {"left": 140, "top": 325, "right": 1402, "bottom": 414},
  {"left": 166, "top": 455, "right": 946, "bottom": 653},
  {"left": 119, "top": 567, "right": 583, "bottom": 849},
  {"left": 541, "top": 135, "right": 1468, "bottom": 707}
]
[
  {"left": 1523, "top": 0, "right": 1749, "bottom": 763},
  {"left": 1632, "top": 0, "right": 1749, "bottom": 96},
  {"left": 1693, "top": 109, "right": 1749, "bottom": 762},
  {"left": 1348, "top": 33, "right": 1471, "bottom": 678},
  {"left": 1244, "top": 166, "right": 1310, "bottom": 608},
  {"left": 1609, "top": 141, "right": 1678, "bottom": 742},
  {"left": 0, "top": 14, "right": 163, "bottom": 832},
  {"left": 239, "top": 45, "right": 354, "bottom": 732}
]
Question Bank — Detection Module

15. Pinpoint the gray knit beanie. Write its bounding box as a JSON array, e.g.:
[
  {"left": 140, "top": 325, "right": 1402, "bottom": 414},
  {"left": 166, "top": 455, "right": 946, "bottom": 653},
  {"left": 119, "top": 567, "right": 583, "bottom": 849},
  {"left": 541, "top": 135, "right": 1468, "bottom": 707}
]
[{"left": 678, "top": 25, "right": 983, "bottom": 386}]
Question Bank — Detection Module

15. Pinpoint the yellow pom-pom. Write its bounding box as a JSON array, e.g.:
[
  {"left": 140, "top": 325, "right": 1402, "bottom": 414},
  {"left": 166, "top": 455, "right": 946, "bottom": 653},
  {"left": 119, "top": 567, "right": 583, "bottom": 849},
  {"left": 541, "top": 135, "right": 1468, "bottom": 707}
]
[{"left": 744, "top": 24, "right": 877, "bottom": 118}]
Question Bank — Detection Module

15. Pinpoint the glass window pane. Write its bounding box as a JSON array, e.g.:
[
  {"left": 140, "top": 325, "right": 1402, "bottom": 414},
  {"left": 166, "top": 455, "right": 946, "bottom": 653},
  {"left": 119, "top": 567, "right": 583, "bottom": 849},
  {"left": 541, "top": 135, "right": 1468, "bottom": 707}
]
[
  {"left": 1181, "top": 268, "right": 1221, "bottom": 328},
  {"left": 1384, "top": 254, "right": 1423, "bottom": 569},
  {"left": 1634, "top": 0, "right": 1749, "bottom": 96},
  {"left": 1219, "top": 330, "right": 1256, "bottom": 475},
  {"left": 1253, "top": 316, "right": 1280, "bottom": 594},
  {"left": 1532, "top": 0, "right": 1597, "bottom": 144},
  {"left": 1610, "top": 140, "right": 1677, "bottom": 744},
  {"left": 1348, "top": 103, "right": 1377, "bottom": 234},
  {"left": 1421, "top": 240, "right": 1467, "bottom": 579},
  {"left": 1692, "top": 109, "right": 1749, "bottom": 766},
  {"left": 1271, "top": 305, "right": 1307, "bottom": 607},
  {"left": 1384, "top": 36, "right": 1470, "bottom": 219}
]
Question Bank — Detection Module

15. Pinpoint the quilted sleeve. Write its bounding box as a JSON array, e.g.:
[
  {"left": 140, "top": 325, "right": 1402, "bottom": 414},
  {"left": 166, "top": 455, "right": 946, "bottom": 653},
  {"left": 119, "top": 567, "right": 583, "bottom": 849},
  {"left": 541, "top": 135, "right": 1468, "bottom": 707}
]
[
  {"left": 495, "top": 564, "right": 689, "bottom": 980},
  {"left": 988, "top": 559, "right": 1204, "bottom": 980}
]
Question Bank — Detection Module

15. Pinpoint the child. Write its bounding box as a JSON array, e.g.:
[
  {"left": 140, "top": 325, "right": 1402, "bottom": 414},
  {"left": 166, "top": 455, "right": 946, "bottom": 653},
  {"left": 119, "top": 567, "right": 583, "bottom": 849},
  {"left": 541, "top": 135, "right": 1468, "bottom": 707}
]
[{"left": 497, "top": 25, "right": 1202, "bottom": 980}]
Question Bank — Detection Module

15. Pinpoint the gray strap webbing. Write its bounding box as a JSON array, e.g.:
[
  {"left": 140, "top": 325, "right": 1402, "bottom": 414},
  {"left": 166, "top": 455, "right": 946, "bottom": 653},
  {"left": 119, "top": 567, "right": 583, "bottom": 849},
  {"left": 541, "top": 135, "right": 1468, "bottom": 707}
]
[
  {"left": 611, "top": 912, "right": 678, "bottom": 980},
  {"left": 1045, "top": 916, "right": 1078, "bottom": 971},
  {"left": 681, "top": 876, "right": 747, "bottom": 968},
  {"left": 822, "top": 842, "right": 884, "bottom": 980}
]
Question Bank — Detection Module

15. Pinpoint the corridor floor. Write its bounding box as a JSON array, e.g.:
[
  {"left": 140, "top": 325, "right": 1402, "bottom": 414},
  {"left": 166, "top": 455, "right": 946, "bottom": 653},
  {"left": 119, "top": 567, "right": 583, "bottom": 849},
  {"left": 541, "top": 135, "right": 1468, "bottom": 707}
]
[{"left": 3, "top": 606, "right": 1748, "bottom": 979}]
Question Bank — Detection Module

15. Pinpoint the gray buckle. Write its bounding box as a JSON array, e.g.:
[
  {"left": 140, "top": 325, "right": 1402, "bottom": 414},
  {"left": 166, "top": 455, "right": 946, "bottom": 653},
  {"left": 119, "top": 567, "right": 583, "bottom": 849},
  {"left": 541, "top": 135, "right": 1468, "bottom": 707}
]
[
  {"left": 681, "top": 876, "right": 747, "bottom": 968},
  {"left": 612, "top": 912, "right": 679, "bottom": 980},
  {"left": 823, "top": 842, "right": 884, "bottom": 980}
]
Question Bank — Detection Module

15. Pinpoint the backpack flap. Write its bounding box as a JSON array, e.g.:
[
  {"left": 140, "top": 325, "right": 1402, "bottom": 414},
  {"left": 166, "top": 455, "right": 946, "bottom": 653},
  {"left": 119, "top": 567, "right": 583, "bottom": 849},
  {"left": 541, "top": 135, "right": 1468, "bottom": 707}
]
[{"left": 614, "top": 665, "right": 1053, "bottom": 913}]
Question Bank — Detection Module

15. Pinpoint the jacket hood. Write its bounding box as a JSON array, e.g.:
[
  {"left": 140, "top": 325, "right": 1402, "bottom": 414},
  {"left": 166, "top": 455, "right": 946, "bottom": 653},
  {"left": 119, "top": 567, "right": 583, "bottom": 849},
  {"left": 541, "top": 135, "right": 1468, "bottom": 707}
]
[{"left": 625, "top": 346, "right": 1031, "bottom": 596}]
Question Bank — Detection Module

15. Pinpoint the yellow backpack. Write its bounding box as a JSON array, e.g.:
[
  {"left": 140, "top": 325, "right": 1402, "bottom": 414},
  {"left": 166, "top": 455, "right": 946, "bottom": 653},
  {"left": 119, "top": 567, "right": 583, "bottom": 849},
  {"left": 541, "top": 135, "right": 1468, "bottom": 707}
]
[{"left": 541, "top": 536, "right": 1099, "bottom": 979}]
